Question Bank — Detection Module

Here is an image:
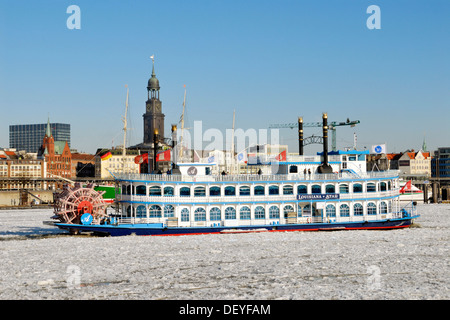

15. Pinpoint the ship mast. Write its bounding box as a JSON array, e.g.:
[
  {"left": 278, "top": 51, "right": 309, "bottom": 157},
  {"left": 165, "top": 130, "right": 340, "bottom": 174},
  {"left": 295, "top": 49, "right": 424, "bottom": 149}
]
[
  {"left": 122, "top": 85, "right": 129, "bottom": 172},
  {"left": 178, "top": 84, "right": 187, "bottom": 162},
  {"left": 229, "top": 109, "right": 235, "bottom": 174}
]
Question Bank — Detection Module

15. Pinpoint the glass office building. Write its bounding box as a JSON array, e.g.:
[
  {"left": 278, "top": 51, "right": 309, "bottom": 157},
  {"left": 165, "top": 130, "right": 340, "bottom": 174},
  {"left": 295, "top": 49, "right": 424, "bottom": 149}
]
[
  {"left": 9, "top": 123, "right": 71, "bottom": 153},
  {"left": 432, "top": 147, "right": 450, "bottom": 178}
]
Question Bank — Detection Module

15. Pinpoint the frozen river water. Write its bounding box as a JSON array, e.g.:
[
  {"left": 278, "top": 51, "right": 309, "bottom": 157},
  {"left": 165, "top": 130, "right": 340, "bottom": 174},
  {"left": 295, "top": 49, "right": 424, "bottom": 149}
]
[{"left": 0, "top": 204, "right": 448, "bottom": 300}]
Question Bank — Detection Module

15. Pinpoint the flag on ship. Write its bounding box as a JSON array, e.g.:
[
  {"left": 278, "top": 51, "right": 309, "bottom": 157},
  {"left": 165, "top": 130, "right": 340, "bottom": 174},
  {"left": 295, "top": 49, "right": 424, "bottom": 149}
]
[
  {"left": 101, "top": 151, "right": 112, "bottom": 161},
  {"left": 237, "top": 151, "right": 247, "bottom": 163},
  {"left": 156, "top": 149, "right": 171, "bottom": 162},
  {"left": 134, "top": 153, "right": 148, "bottom": 164},
  {"left": 275, "top": 150, "right": 287, "bottom": 161},
  {"left": 371, "top": 144, "right": 386, "bottom": 154},
  {"left": 399, "top": 180, "right": 423, "bottom": 194}
]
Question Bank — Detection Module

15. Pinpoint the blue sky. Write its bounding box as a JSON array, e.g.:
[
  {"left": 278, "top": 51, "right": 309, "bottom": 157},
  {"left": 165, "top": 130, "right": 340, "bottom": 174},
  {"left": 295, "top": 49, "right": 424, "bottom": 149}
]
[{"left": 0, "top": 0, "right": 449, "bottom": 154}]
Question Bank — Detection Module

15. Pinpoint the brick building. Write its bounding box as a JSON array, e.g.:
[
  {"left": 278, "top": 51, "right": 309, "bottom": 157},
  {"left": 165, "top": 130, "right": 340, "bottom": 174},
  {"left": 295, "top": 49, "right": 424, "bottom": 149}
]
[
  {"left": 38, "top": 119, "right": 72, "bottom": 179},
  {"left": 71, "top": 153, "right": 95, "bottom": 178}
]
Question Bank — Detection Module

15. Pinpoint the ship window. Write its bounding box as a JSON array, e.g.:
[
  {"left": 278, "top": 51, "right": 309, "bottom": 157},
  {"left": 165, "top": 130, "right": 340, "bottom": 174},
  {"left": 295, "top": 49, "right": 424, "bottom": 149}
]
[
  {"left": 283, "top": 185, "right": 293, "bottom": 195},
  {"left": 297, "top": 185, "right": 307, "bottom": 194},
  {"left": 210, "top": 207, "right": 221, "bottom": 221},
  {"left": 180, "top": 187, "right": 190, "bottom": 197},
  {"left": 181, "top": 208, "right": 190, "bottom": 222},
  {"left": 255, "top": 206, "right": 265, "bottom": 219},
  {"left": 326, "top": 204, "right": 336, "bottom": 217},
  {"left": 149, "top": 205, "right": 162, "bottom": 218},
  {"left": 269, "top": 206, "right": 280, "bottom": 219},
  {"left": 289, "top": 165, "right": 298, "bottom": 173},
  {"left": 254, "top": 185, "right": 265, "bottom": 196},
  {"left": 126, "top": 205, "right": 132, "bottom": 217},
  {"left": 136, "top": 205, "right": 146, "bottom": 218},
  {"left": 367, "top": 183, "right": 376, "bottom": 193},
  {"left": 209, "top": 186, "right": 221, "bottom": 196},
  {"left": 224, "top": 186, "right": 236, "bottom": 196},
  {"left": 194, "top": 208, "right": 206, "bottom": 221},
  {"left": 339, "top": 184, "right": 349, "bottom": 193},
  {"left": 122, "top": 185, "right": 128, "bottom": 195},
  {"left": 149, "top": 186, "right": 161, "bottom": 196},
  {"left": 380, "top": 202, "right": 388, "bottom": 214},
  {"left": 353, "top": 183, "right": 363, "bottom": 193},
  {"left": 240, "top": 206, "right": 251, "bottom": 220},
  {"left": 283, "top": 205, "right": 294, "bottom": 218},
  {"left": 239, "top": 186, "right": 251, "bottom": 196},
  {"left": 225, "top": 207, "right": 236, "bottom": 220},
  {"left": 380, "top": 182, "right": 387, "bottom": 191},
  {"left": 194, "top": 186, "right": 206, "bottom": 197},
  {"left": 325, "top": 184, "right": 335, "bottom": 194},
  {"left": 339, "top": 204, "right": 350, "bottom": 217},
  {"left": 354, "top": 203, "right": 363, "bottom": 216},
  {"left": 164, "top": 205, "right": 175, "bottom": 217},
  {"left": 367, "top": 202, "right": 377, "bottom": 215},
  {"left": 164, "top": 186, "right": 174, "bottom": 196},
  {"left": 311, "top": 185, "right": 321, "bottom": 194},
  {"left": 269, "top": 185, "right": 279, "bottom": 195},
  {"left": 136, "top": 185, "right": 146, "bottom": 196},
  {"left": 303, "top": 204, "right": 315, "bottom": 216}
]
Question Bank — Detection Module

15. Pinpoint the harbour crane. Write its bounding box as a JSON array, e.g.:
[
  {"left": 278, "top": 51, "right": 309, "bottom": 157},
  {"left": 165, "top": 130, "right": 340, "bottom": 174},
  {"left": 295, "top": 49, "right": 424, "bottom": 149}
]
[{"left": 269, "top": 117, "right": 360, "bottom": 154}]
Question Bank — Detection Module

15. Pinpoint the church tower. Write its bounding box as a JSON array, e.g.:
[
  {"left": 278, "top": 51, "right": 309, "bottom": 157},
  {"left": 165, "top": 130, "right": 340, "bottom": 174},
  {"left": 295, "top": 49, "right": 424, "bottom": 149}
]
[
  {"left": 143, "top": 56, "right": 165, "bottom": 144},
  {"left": 42, "top": 117, "right": 55, "bottom": 155}
]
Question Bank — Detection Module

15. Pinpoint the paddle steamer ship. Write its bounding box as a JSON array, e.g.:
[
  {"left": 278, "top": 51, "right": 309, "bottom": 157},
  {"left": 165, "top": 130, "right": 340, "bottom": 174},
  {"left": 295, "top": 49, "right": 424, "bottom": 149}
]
[{"left": 50, "top": 113, "right": 419, "bottom": 236}]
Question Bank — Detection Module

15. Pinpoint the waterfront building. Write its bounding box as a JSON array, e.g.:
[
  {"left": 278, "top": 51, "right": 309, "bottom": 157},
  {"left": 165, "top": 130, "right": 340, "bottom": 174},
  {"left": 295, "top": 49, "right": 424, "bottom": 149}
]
[
  {"left": 9, "top": 122, "right": 70, "bottom": 153},
  {"left": 71, "top": 153, "right": 95, "bottom": 178},
  {"left": 431, "top": 147, "right": 450, "bottom": 178},
  {"left": 398, "top": 150, "right": 431, "bottom": 181},
  {"left": 0, "top": 148, "right": 46, "bottom": 190},
  {"left": 95, "top": 148, "right": 140, "bottom": 179},
  {"left": 38, "top": 119, "right": 72, "bottom": 179}
]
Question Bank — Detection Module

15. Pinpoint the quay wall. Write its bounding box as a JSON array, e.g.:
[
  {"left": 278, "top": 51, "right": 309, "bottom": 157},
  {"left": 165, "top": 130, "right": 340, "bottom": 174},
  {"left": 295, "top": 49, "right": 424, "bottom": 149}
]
[{"left": 0, "top": 190, "right": 54, "bottom": 207}]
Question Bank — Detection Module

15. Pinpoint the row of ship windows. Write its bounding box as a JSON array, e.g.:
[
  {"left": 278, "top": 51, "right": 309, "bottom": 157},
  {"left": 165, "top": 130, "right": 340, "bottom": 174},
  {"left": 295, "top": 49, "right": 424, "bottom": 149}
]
[
  {"left": 125, "top": 201, "right": 390, "bottom": 221},
  {"left": 122, "top": 182, "right": 392, "bottom": 197}
]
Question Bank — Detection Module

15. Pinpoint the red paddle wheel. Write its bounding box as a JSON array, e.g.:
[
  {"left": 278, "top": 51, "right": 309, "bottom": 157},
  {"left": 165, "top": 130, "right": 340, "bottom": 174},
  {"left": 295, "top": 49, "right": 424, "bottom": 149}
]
[{"left": 53, "top": 182, "right": 108, "bottom": 225}]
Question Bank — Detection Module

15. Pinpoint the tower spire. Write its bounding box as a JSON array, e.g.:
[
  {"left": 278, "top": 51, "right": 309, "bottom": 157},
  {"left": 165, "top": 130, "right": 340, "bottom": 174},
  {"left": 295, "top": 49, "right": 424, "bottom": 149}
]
[
  {"left": 45, "top": 116, "right": 52, "bottom": 137},
  {"left": 150, "top": 55, "right": 155, "bottom": 76},
  {"left": 422, "top": 135, "right": 427, "bottom": 152}
]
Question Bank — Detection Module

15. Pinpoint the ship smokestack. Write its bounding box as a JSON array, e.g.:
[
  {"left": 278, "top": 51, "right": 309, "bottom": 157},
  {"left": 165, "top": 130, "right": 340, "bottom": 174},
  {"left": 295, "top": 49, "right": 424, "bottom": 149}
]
[
  {"left": 171, "top": 124, "right": 181, "bottom": 173},
  {"left": 318, "top": 112, "right": 333, "bottom": 173},
  {"left": 298, "top": 117, "right": 303, "bottom": 156},
  {"left": 323, "top": 113, "right": 328, "bottom": 164}
]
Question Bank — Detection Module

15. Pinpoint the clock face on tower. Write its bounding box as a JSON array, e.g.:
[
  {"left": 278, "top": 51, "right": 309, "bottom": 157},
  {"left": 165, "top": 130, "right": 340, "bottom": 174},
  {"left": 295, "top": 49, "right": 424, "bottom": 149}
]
[{"left": 146, "top": 102, "right": 161, "bottom": 113}]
